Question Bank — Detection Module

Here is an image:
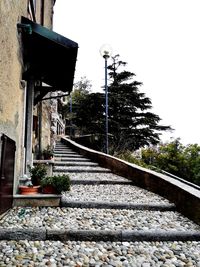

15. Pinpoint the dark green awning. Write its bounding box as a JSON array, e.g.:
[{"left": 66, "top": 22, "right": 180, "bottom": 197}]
[{"left": 20, "top": 16, "right": 78, "bottom": 93}]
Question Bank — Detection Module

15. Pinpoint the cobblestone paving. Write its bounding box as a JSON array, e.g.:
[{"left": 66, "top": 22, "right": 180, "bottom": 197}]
[
  {"left": 1, "top": 207, "right": 199, "bottom": 232},
  {"left": 62, "top": 184, "right": 172, "bottom": 204},
  {"left": 0, "top": 240, "right": 200, "bottom": 266},
  {"left": 0, "top": 142, "right": 200, "bottom": 266}
]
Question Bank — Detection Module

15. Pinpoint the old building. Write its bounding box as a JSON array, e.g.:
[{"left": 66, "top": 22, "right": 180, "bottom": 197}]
[{"left": 0, "top": 0, "right": 78, "bottom": 214}]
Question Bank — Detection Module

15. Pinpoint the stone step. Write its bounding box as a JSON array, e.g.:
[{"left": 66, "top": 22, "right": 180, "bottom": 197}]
[
  {"left": 62, "top": 184, "right": 172, "bottom": 205},
  {"left": 54, "top": 161, "right": 99, "bottom": 167},
  {"left": 54, "top": 157, "right": 91, "bottom": 162},
  {"left": 54, "top": 147, "right": 70, "bottom": 150},
  {"left": 1, "top": 207, "right": 200, "bottom": 241},
  {"left": 55, "top": 172, "right": 131, "bottom": 182},
  {"left": 55, "top": 145, "right": 71, "bottom": 149},
  {"left": 54, "top": 149, "right": 79, "bottom": 155},
  {"left": 70, "top": 179, "right": 133, "bottom": 185},
  {"left": 61, "top": 199, "right": 176, "bottom": 211},
  {"left": 53, "top": 166, "right": 111, "bottom": 173},
  {"left": 1, "top": 228, "right": 200, "bottom": 242},
  {"left": 54, "top": 153, "right": 85, "bottom": 158}
]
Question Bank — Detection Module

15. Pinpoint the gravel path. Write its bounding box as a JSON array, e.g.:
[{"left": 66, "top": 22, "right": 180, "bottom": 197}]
[
  {"left": 55, "top": 172, "right": 132, "bottom": 182},
  {"left": 0, "top": 240, "right": 200, "bottom": 266},
  {"left": 1, "top": 142, "right": 200, "bottom": 265},
  {"left": 62, "top": 184, "right": 171, "bottom": 204},
  {"left": 0, "top": 207, "right": 199, "bottom": 232},
  {"left": 54, "top": 166, "right": 111, "bottom": 172}
]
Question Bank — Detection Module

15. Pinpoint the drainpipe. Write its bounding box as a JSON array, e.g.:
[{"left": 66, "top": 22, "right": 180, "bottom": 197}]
[
  {"left": 38, "top": 101, "right": 42, "bottom": 159},
  {"left": 25, "top": 78, "right": 34, "bottom": 172}
]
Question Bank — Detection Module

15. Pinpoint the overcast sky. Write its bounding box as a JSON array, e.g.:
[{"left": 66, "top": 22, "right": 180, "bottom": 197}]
[{"left": 53, "top": 0, "right": 200, "bottom": 145}]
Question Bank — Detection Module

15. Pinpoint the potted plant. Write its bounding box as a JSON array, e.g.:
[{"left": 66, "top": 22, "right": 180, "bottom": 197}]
[
  {"left": 40, "top": 176, "right": 57, "bottom": 194},
  {"left": 28, "top": 164, "right": 47, "bottom": 186},
  {"left": 43, "top": 145, "right": 54, "bottom": 160},
  {"left": 41, "top": 174, "right": 71, "bottom": 194},
  {"left": 19, "top": 184, "right": 41, "bottom": 195},
  {"left": 18, "top": 174, "right": 41, "bottom": 195}
]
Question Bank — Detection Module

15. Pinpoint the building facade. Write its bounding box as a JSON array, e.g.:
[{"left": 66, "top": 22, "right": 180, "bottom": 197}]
[{"left": 0, "top": 0, "right": 78, "bottom": 213}]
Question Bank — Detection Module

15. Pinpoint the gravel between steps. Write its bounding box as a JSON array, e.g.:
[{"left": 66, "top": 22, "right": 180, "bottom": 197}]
[
  {"left": 0, "top": 207, "right": 199, "bottom": 232},
  {"left": 54, "top": 166, "right": 111, "bottom": 172},
  {"left": 62, "top": 184, "right": 171, "bottom": 205},
  {"left": 0, "top": 240, "right": 200, "bottom": 266},
  {"left": 54, "top": 172, "right": 130, "bottom": 182}
]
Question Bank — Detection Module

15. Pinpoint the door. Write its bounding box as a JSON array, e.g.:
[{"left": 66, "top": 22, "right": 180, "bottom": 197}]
[{"left": 0, "top": 134, "right": 16, "bottom": 214}]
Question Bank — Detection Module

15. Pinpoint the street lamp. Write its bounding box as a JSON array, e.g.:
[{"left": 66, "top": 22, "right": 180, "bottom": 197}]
[{"left": 100, "top": 44, "right": 112, "bottom": 154}]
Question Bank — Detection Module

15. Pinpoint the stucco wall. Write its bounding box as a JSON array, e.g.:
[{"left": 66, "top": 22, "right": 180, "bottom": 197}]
[
  {"left": 35, "top": 0, "right": 55, "bottom": 29},
  {"left": 34, "top": 1, "right": 56, "bottom": 152},
  {"left": 42, "top": 100, "right": 51, "bottom": 150},
  {"left": 0, "top": 0, "right": 28, "bottom": 192},
  {"left": 0, "top": 1, "right": 56, "bottom": 193}
]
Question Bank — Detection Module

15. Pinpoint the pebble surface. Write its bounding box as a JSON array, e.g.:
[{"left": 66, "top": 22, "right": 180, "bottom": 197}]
[
  {"left": 55, "top": 172, "right": 131, "bottom": 182},
  {"left": 0, "top": 240, "right": 200, "bottom": 266},
  {"left": 0, "top": 145, "right": 200, "bottom": 265},
  {"left": 0, "top": 207, "right": 199, "bottom": 232},
  {"left": 62, "top": 184, "right": 171, "bottom": 204}
]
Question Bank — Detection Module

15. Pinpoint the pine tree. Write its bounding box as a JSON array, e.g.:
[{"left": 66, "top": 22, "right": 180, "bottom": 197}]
[
  {"left": 107, "top": 55, "right": 171, "bottom": 152},
  {"left": 62, "top": 58, "right": 172, "bottom": 153}
]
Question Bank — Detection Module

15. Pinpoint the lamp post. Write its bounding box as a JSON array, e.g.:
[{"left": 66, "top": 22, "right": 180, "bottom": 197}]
[
  {"left": 100, "top": 44, "right": 112, "bottom": 154},
  {"left": 69, "top": 94, "right": 73, "bottom": 138}
]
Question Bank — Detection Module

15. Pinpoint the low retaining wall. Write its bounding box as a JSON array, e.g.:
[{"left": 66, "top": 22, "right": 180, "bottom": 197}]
[{"left": 62, "top": 137, "right": 200, "bottom": 225}]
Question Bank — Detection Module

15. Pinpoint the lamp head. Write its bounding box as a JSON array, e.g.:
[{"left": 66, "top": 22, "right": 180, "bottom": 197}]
[{"left": 100, "top": 44, "right": 112, "bottom": 59}]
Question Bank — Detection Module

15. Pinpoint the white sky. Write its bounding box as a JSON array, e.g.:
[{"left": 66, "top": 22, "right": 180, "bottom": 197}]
[{"left": 53, "top": 0, "right": 200, "bottom": 145}]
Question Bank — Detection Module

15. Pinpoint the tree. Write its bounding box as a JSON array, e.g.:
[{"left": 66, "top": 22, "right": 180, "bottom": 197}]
[
  {"left": 107, "top": 55, "right": 172, "bottom": 152},
  {"left": 141, "top": 138, "right": 200, "bottom": 185},
  {"left": 61, "top": 77, "right": 93, "bottom": 135},
  {"left": 62, "top": 56, "right": 172, "bottom": 154}
]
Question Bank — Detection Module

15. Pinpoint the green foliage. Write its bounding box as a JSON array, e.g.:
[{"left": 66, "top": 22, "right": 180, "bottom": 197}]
[
  {"left": 43, "top": 145, "right": 53, "bottom": 159},
  {"left": 117, "top": 150, "right": 147, "bottom": 168},
  {"left": 54, "top": 175, "right": 71, "bottom": 193},
  {"left": 141, "top": 139, "right": 200, "bottom": 185},
  {"left": 28, "top": 164, "right": 47, "bottom": 186},
  {"left": 107, "top": 54, "right": 172, "bottom": 152},
  {"left": 116, "top": 139, "right": 200, "bottom": 185},
  {"left": 40, "top": 176, "right": 54, "bottom": 187},
  {"left": 62, "top": 56, "right": 172, "bottom": 153},
  {"left": 41, "top": 175, "right": 71, "bottom": 193}
]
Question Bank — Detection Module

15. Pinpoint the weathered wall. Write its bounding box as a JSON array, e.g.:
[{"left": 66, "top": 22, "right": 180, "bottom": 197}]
[
  {"left": 42, "top": 100, "right": 51, "bottom": 150},
  {"left": 35, "top": 0, "right": 54, "bottom": 28},
  {"left": 0, "top": 0, "right": 56, "bottom": 193},
  {"left": 34, "top": 0, "right": 56, "bottom": 152},
  {"left": 43, "top": 0, "right": 54, "bottom": 28},
  {"left": 0, "top": 0, "right": 28, "bottom": 192}
]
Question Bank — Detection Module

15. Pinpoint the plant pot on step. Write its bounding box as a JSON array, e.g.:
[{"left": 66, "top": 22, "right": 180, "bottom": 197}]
[
  {"left": 19, "top": 185, "right": 40, "bottom": 195},
  {"left": 42, "top": 185, "right": 57, "bottom": 194}
]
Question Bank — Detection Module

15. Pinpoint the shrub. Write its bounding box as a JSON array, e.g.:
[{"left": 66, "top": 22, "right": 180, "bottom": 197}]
[
  {"left": 43, "top": 145, "right": 54, "bottom": 159},
  {"left": 41, "top": 174, "right": 71, "bottom": 193},
  {"left": 28, "top": 164, "right": 47, "bottom": 186}
]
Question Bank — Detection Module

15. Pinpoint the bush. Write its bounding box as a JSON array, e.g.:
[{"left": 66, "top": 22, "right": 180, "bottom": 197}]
[
  {"left": 41, "top": 174, "right": 71, "bottom": 193},
  {"left": 43, "top": 145, "right": 54, "bottom": 159},
  {"left": 28, "top": 164, "right": 47, "bottom": 185},
  {"left": 54, "top": 175, "right": 71, "bottom": 193}
]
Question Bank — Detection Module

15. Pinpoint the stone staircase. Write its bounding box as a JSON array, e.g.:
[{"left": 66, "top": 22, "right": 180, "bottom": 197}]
[{"left": 0, "top": 141, "right": 200, "bottom": 266}]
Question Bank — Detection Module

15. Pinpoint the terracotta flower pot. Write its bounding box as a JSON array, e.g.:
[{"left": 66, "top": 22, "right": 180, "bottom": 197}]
[
  {"left": 19, "top": 185, "right": 40, "bottom": 195},
  {"left": 42, "top": 185, "right": 57, "bottom": 194}
]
